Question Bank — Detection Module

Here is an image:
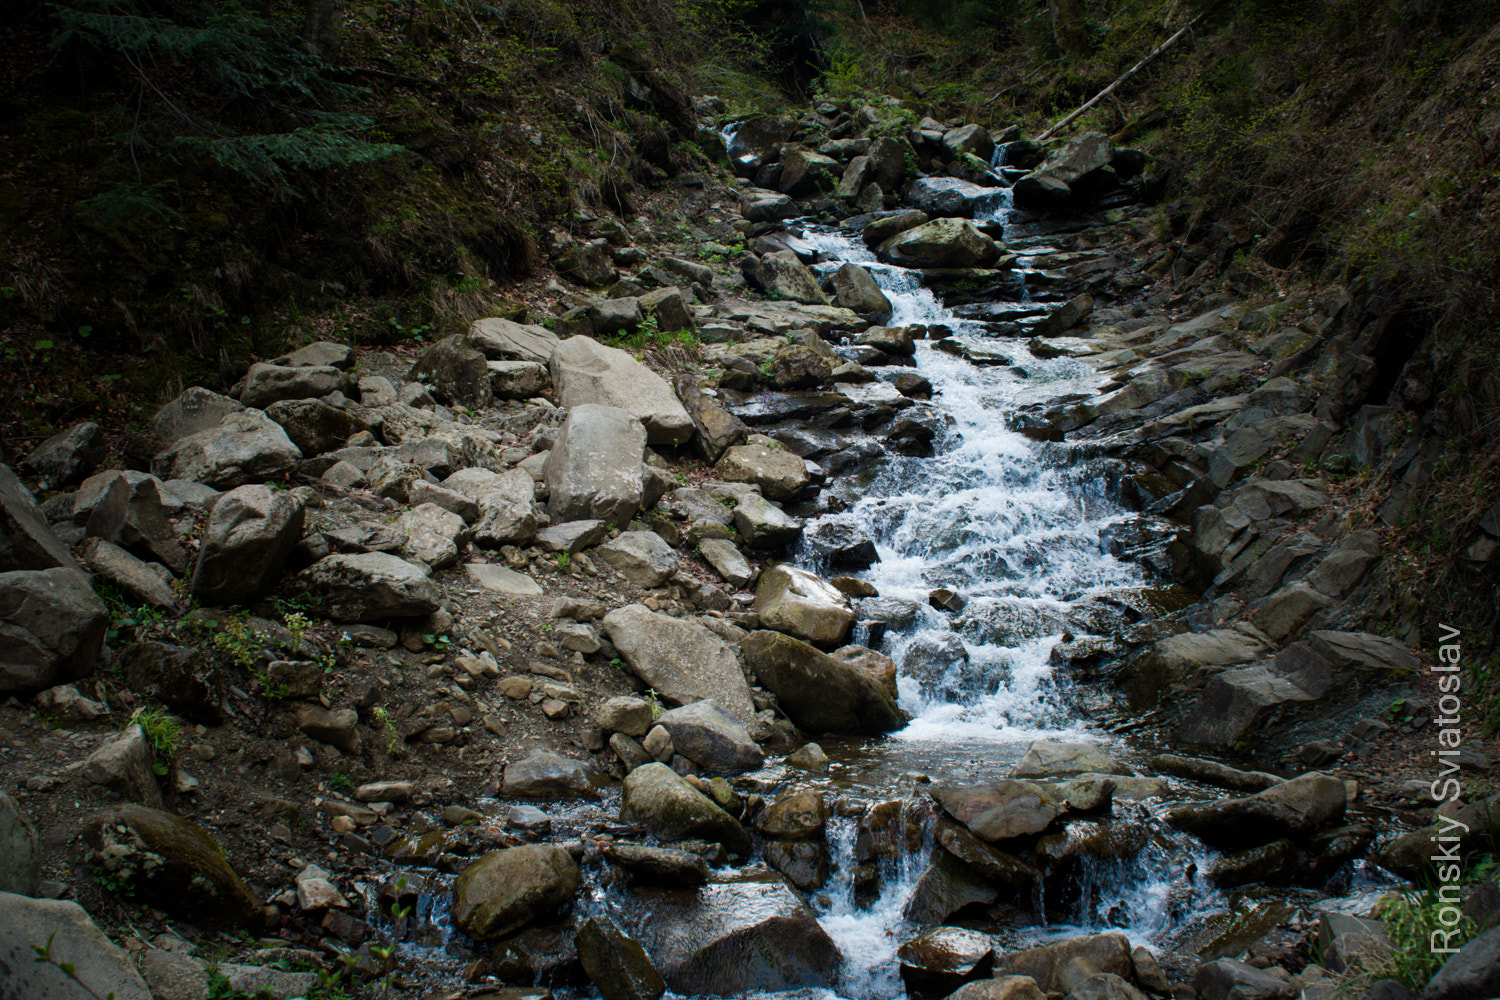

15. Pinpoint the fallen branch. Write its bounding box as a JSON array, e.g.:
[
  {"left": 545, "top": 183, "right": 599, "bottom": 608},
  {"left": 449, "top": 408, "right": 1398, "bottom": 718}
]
[{"left": 1035, "top": 14, "right": 1204, "bottom": 143}]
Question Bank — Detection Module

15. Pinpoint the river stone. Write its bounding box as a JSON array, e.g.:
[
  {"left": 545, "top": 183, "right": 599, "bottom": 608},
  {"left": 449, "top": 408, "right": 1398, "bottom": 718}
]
[
  {"left": 544, "top": 404, "right": 647, "bottom": 528},
  {"left": 0, "top": 891, "right": 153, "bottom": 1000},
  {"left": 575, "top": 915, "right": 667, "bottom": 1000},
  {"left": 863, "top": 209, "right": 929, "bottom": 248},
  {"left": 487, "top": 359, "right": 550, "bottom": 399},
  {"left": 81, "top": 538, "right": 175, "bottom": 608},
  {"left": 1, "top": 463, "right": 79, "bottom": 571},
  {"left": 931, "top": 780, "right": 1063, "bottom": 842},
  {"left": 452, "top": 844, "right": 581, "bottom": 940},
  {"left": 620, "top": 762, "right": 750, "bottom": 853},
  {"left": 673, "top": 376, "right": 749, "bottom": 463},
  {"left": 597, "top": 531, "right": 678, "bottom": 588},
  {"left": 603, "top": 842, "right": 710, "bottom": 885},
  {"left": 856, "top": 324, "right": 917, "bottom": 356},
  {"left": 712, "top": 484, "right": 803, "bottom": 547},
  {"left": 0, "top": 567, "right": 107, "bottom": 693},
  {"left": 779, "top": 148, "right": 840, "bottom": 197},
  {"left": 1150, "top": 754, "right": 1282, "bottom": 792},
  {"left": 754, "top": 564, "right": 854, "bottom": 645},
  {"left": 626, "top": 879, "right": 839, "bottom": 994},
  {"left": 407, "top": 480, "right": 481, "bottom": 523},
  {"left": 771, "top": 344, "right": 833, "bottom": 389},
  {"left": 719, "top": 441, "right": 811, "bottom": 502},
  {"left": 301, "top": 552, "right": 440, "bottom": 621},
  {"left": 1033, "top": 293, "right": 1094, "bottom": 338},
  {"left": 935, "top": 818, "right": 1039, "bottom": 886},
  {"left": 654, "top": 701, "right": 764, "bottom": 773},
  {"left": 903, "top": 852, "right": 1000, "bottom": 924},
  {"left": 84, "top": 803, "right": 261, "bottom": 925},
  {"left": 151, "top": 410, "right": 302, "bottom": 489},
  {"left": 262, "top": 398, "right": 369, "bottom": 456},
  {"left": 502, "top": 750, "right": 599, "bottom": 800},
  {"left": 0, "top": 793, "right": 40, "bottom": 896},
  {"left": 1012, "top": 742, "right": 1130, "bottom": 780},
  {"left": 22, "top": 421, "right": 104, "bottom": 489},
  {"left": 994, "top": 932, "right": 1132, "bottom": 993},
  {"left": 468, "top": 316, "right": 562, "bottom": 363},
  {"left": 1070, "top": 973, "right": 1149, "bottom": 1000},
  {"left": 1193, "top": 959, "right": 1297, "bottom": 1000},
  {"left": 946, "top": 977, "right": 1048, "bottom": 1000},
  {"left": 153, "top": 386, "right": 246, "bottom": 445},
  {"left": 550, "top": 337, "right": 693, "bottom": 446},
  {"left": 1014, "top": 132, "right": 1113, "bottom": 204},
  {"left": 837, "top": 154, "right": 875, "bottom": 198},
  {"left": 742, "top": 630, "right": 902, "bottom": 733},
  {"left": 1122, "top": 627, "right": 1272, "bottom": 707},
  {"left": 698, "top": 537, "right": 754, "bottom": 588},
  {"left": 879, "top": 218, "right": 1001, "bottom": 269},
  {"left": 394, "top": 502, "right": 468, "bottom": 571},
  {"left": 191, "top": 484, "right": 305, "bottom": 605},
  {"left": 1167, "top": 772, "right": 1346, "bottom": 849},
  {"left": 754, "top": 251, "right": 829, "bottom": 305},
  {"left": 602, "top": 604, "right": 754, "bottom": 723},
  {"left": 898, "top": 925, "right": 996, "bottom": 996},
  {"left": 596, "top": 696, "right": 654, "bottom": 737},
  {"left": 754, "top": 789, "right": 828, "bottom": 839},
  {"left": 830, "top": 645, "right": 898, "bottom": 700}
]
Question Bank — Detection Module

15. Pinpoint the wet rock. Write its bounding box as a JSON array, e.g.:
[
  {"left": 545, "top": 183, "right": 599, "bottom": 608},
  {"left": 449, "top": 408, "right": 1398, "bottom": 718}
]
[
  {"left": 544, "top": 404, "right": 647, "bottom": 528},
  {"left": 1013, "top": 132, "right": 1113, "bottom": 205},
  {"left": 1033, "top": 294, "right": 1094, "bottom": 338},
  {"left": 620, "top": 762, "right": 750, "bottom": 853},
  {"left": 0, "top": 568, "right": 107, "bottom": 693},
  {"left": 115, "top": 642, "right": 223, "bottom": 722},
  {"left": 0, "top": 793, "right": 40, "bottom": 897},
  {"left": 597, "top": 531, "right": 679, "bottom": 588},
  {"left": 742, "top": 629, "right": 903, "bottom": 733},
  {"left": 627, "top": 880, "right": 839, "bottom": 994},
  {"left": 995, "top": 932, "right": 1132, "bottom": 993},
  {"left": 1175, "top": 656, "right": 1332, "bottom": 748},
  {"left": 603, "top": 843, "right": 710, "bottom": 885},
  {"left": 152, "top": 410, "right": 302, "bottom": 489},
  {"left": 905, "top": 851, "right": 999, "bottom": 923},
  {"left": 602, "top": 604, "right": 755, "bottom": 723},
  {"left": 898, "top": 926, "right": 996, "bottom": 995},
  {"left": 1122, "top": 627, "right": 1272, "bottom": 708},
  {"left": 754, "top": 564, "right": 855, "bottom": 645},
  {"left": 1069, "top": 973, "right": 1149, "bottom": 1000},
  {"left": 935, "top": 817, "right": 1039, "bottom": 886},
  {"left": 712, "top": 483, "right": 803, "bottom": 548},
  {"left": 1013, "top": 742, "right": 1129, "bottom": 780},
  {"left": 946, "top": 976, "right": 1048, "bottom": 1000},
  {"left": 856, "top": 324, "right": 918, "bottom": 357},
  {"left": 451, "top": 844, "right": 581, "bottom": 940},
  {"left": 1, "top": 463, "right": 80, "bottom": 571},
  {"left": 1167, "top": 772, "right": 1346, "bottom": 849},
  {"left": 831, "top": 263, "right": 893, "bottom": 319},
  {"left": 551, "top": 338, "right": 693, "bottom": 446},
  {"left": 576, "top": 915, "right": 667, "bottom": 1000},
  {"left": 879, "top": 218, "right": 1002, "bottom": 269},
  {"left": 785, "top": 742, "right": 829, "bottom": 772},
  {"left": 771, "top": 344, "right": 833, "bottom": 389},
  {"left": 23, "top": 421, "right": 104, "bottom": 489},
  {"left": 754, "top": 789, "right": 827, "bottom": 839},
  {"left": 191, "top": 484, "right": 305, "bottom": 605},
  {"left": 831, "top": 645, "right": 898, "bottom": 700},
  {"left": 931, "top": 780, "right": 1063, "bottom": 842},
  {"left": 654, "top": 701, "right": 764, "bottom": 773},
  {"left": 1193, "top": 959, "right": 1297, "bottom": 1000},
  {"left": 863, "top": 209, "right": 930, "bottom": 248},
  {"left": 0, "top": 891, "right": 152, "bottom": 999},
  {"left": 762, "top": 838, "right": 828, "bottom": 891},
  {"left": 301, "top": 552, "right": 439, "bottom": 621},
  {"left": 84, "top": 803, "right": 261, "bottom": 925},
  {"left": 805, "top": 521, "right": 879, "bottom": 570},
  {"left": 1149, "top": 754, "right": 1282, "bottom": 793}
]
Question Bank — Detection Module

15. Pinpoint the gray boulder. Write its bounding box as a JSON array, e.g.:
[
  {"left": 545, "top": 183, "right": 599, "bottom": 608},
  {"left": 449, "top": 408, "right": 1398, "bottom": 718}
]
[
  {"left": 262, "top": 398, "right": 369, "bottom": 456},
  {"left": 944, "top": 123, "right": 995, "bottom": 161},
  {"left": 1014, "top": 132, "right": 1113, "bottom": 204},
  {"left": 994, "top": 932, "right": 1132, "bottom": 993},
  {"left": 1, "top": 464, "right": 77, "bottom": 571},
  {"left": 239, "top": 363, "right": 353, "bottom": 409},
  {"left": 1168, "top": 772, "right": 1346, "bottom": 849},
  {"left": 502, "top": 750, "right": 599, "bottom": 800},
  {"left": 1192, "top": 959, "right": 1297, "bottom": 1000},
  {"left": 699, "top": 537, "right": 754, "bottom": 588},
  {"left": 151, "top": 410, "right": 302, "bottom": 489},
  {"left": 550, "top": 337, "right": 694, "bottom": 446},
  {"left": 621, "top": 762, "right": 750, "bottom": 853},
  {"left": 753, "top": 564, "right": 855, "bottom": 646},
  {"left": 0, "top": 891, "right": 152, "bottom": 1000},
  {"left": 82, "top": 538, "right": 176, "bottom": 608},
  {"left": 1426, "top": 924, "right": 1500, "bottom": 1000},
  {"left": 0, "top": 568, "right": 107, "bottom": 692},
  {"left": 0, "top": 793, "right": 40, "bottom": 896},
  {"left": 575, "top": 915, "right": 667, "bottom": 1000},
  {"left": 597, "top": 531, "right": 679, "bottom": 588},
  {"left": 191, "top": 484, "right": 305, "bottom": 605},
  {"left": 602, "top": 604, "right": 755, "bottom": 722},
  {"left": 489, "top": 360, "right": 551, "bottom": 399},
  {"left": 831, "top": 263, "right": 892, "bottom": 319},
  {"left": 22, "top": 422, "right": 104, "bottom": 489},
  {"left": 451, "top": 844, "right": 581, "bottom": 940},
  {"left": 710, "top": 484, "right": 803, "bottom": 548},
  {"left": 879, "top": 218, "right": 1002, "bottom": 268},
  {"left": 654, "top": 700, "right": 765, "bottom": 773},
  {"left": 674, "top": 376, "right": 749, "bottom": 463},
  {"left": 931, "top": 780, "right": 1064, "bottom": 842},
  {"left": 863, "top": 209, "right": 929, "bottom": 248},
  {"left": 741, "top": 630, "right": 903, "bottom": 733},
  {"left": 717, "top": 440, "right": 810, "bottom": 502},
  {"left": 394, "top": 502, "right": 469, "bottom": 571},
  {"left": 603, "top": 842, "right": 710, "bottom": 885},
  {"left": 596, "top": 696, "right": 654, "bottom": 737},
  {"left": 1012, "top": 741, "right": 1130, "bottom": 780},
  {"left": 271, "top": 340, "right": 353, "bottom": 369},
  {"left": 152, "top": 386, "right": 245, "bottom": 445},
  {"left": 468, "top": 316, "right": 562, "bottom": 363},
  {"left": 82, "top": 724, "right": 163, "bottom": 806},
  {"left": 544, "top": 404, "right": 646, "bottom": 528},
  {"left": 301, "top": 552, "right": 440, "bottom": 621},
  {"left": 753, "top": 251, "right": 829, "bottom": 305},
  {"left": 536, "top": 519, "right": 611, "bottom": 553},
  {"left": 779, "top": 149, "right": 841, "bottom": 197}
]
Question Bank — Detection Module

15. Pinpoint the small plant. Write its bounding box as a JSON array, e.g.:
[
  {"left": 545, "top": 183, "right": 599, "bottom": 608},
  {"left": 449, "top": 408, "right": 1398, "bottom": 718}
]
[
  {"left": 422, "top": 633, "right": 451, "bottom": 653},
  {"left": 1376, "top": 887, "right": 1476, "bottom": 990},
  {"left": 329, "top": 771, "right": 353, "bottom": 793},
  {"left": 372, "top": 706, "right": 401, "bottom": 754},
  {"left": 556, "top": 552, "right": 571, "bottom": 571},
  {"left": 645, "top": 688, "right": 664, "bottom": 721},
  {"left": 130, "top": 707, "right": 182, "bottom": 777}
]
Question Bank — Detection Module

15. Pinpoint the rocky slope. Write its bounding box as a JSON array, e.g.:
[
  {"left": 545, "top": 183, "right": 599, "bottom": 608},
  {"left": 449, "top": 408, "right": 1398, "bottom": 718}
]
[{"left": 1, "top": 95, "right": 1497, "bottom": 1000}]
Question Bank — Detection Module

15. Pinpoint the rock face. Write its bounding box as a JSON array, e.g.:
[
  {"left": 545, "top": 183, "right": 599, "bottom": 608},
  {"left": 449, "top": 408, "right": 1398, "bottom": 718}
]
[
  {"left": 0, "top": 567, "right": 108, "bottom": 693},
  {"left": 544, "top": 404, "right": 647, "bottom": 528},
  {"left": 1, "top": 463, "right": 78, "bottom": 571},
  {"left": 550, "top": 337, "right": 694, "bottom": 446},
  {"left": 575, "top": 915, "right": 667, "bottom": 1000},
  {"left": 879, "top": 218, "right": 1002, "bottom": 268},
  {"left": 191, "top": 484, "right": 305, "bottom": 605},
  {"left": 753, "top": 564, "right": 855, "bottom": 646},
  {"left": 1168, "top": 772, "right": 1346, "bottom": 849},
  {"left": 451, "top": 844, "right": 581, "bottom": 940},
  {"left": 0, "top": 891, "right": 153, "bottom": 1000},
  {"left": 654, "top": 700, "right": 765, "bottom": 772},
  {"left": 84, "top": 803, "right": 262, "bottom": 926},
  {"left": 627, "top": 880, "right": 840, "bottom": 995},
  {"left": 602, "top": 604, "right": 755, "bottom": 723},
  {"left": 301, "top": 552, "right": 440, "bottom": 621},
  {"left": 1014, "top": 132, "right": 1114, "bottom": 204},
  {"left": 620, "top": 762, "right": 750, "bottom": 853},
  {"left": 0, "top": 792, "right": 40, "bottom": 896},
  {"left": 741, "top": 630, "right": 903, "bottom": 733},
  {"left": 151, "top": 410, "right": 302, "bottom": 489}
]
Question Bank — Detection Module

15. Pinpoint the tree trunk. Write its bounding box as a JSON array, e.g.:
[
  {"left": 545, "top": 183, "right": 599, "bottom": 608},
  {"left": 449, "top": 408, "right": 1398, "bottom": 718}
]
[
  {"left": 1049, "top": 0, "right": 1091, "bottom": 56},
  {"left": 301, "top": 0, "right": 342, "bottom": 59}
]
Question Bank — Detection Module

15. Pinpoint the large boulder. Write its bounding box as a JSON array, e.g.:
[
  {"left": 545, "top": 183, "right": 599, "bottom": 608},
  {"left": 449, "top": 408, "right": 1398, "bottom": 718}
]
[
  {"left": 575, "top": 915, "right": 667, "bottom": 1000},
  {"left": 673, "top": 376, "right": 749, "bottom": 463},
  {"left": 0, "top": 568, "right": 107, "bottom": 693},
  {"left": 410, "top": 335, "right": 494, "bottom": 409},
  {"left": 626, "top": 879, "right": 840, "bottom": 994},
  {"left": 654, "top": 700, "right": 765, "bottom": 773},
  {"left": 778, "top": 149, "right": 841, "bottom": 197},
  {"left": 22, "top": 421, "right": 104, "bottom": 489},
  {"left": 301, "top": 552, "right": 440, "bottom": 621},
  {"left": 831, "top": 263, "right": 893, "bottom": 319},
  {"left": 1013, "top": 132, "right": 1114, "bottom": 205},
  {"left": 752, "top": 251, "right": 829, "bottom": 305},
  {"left": 753, "top": 564, "right": 855, "bottom": 645},
  {"left": 0, "top": 464, "right": 78, "bottom": 571},
  {"left": 502, "top": 750, "right": 599, "bottom": 800},
  {"left": 152, "top": 386, "right": 245, "bottom": 445},
  {"left": 897, "top": 924, "right": 996, "bottom": 994},
  {"left": 597, "top": 531, "right": 679, "bottom": 588},
  {"left": 1167, "top": 772, "right": 1346, "bottom": 849},
  {"left": 151, "top": 410, "right": 302, "bottom": 489},
  {"left": 1192, "top": 959, "right": 1298, "bottom": 1000},
  {"left": 191, "top": 484, "right": 305, "bottom": 605},
  {"left": 550, "top": 338, "right": 693, "bottom": 446},
  {"left": 879, "top": 218, "right": 1001, "bottom": 269},
  {"left": 931, "top": 780, "right": 1064, "bottom": 842},
  {"left": 1426, "top": 924, "right": 1500, "bottom": 1000},
  {"left": 83, "top": 803, "right": 262, "bottom": 926},
  {"left": 0, "top": 792, "right": 40, "bottom": 897},
  {"left": 719, "top": 485, "right": 803, "bottom": 547},
  {"left": 0, "top": 891, "right": 152, "bottom": 1000},
  {"left": 602, "top": 604, "right": 755, "bottom": 722},
  {"left": 451, "top": 844, "right": 581, "bottom": 940},
  {"left": 741, "top": 630, "right": 903, "bottom": 733},
  {"left": 239, "top": 363, "right": 353, "bottom": 408},
  {"left": 263, "top": 398, "right": 369, "bottom": 456},
  {"left": 993, "top": 932, "right": 1133, "bottom": 993},
  {"left": 468, "top": 316, "right": 563, "bottom": 363},
  {"left": 544, "top": 404, "right": 647, "bottom": 529},
  {"left": 903, "top": 853, "right": 999, "bottom": 925},
  {"left": 620, "top": 762, "right": 750, "bottom": 853}
]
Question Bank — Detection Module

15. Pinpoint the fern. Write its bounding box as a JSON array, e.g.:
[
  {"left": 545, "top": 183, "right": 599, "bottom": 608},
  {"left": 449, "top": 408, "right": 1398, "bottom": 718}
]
[{"left": 175, "top": 126, "right": 406, "bottom": 199}]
